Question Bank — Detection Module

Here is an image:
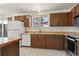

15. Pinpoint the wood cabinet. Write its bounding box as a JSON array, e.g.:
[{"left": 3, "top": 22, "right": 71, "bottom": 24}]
[
  {"left": 15, "top": 15, "right": 30, "bottom": 27},
  {"left": 31, "top": 34, "right": 45, "bottom": 48},
  {"left": 67, "top": 12, "right": 74, "bottom": 26},
  {"left": 50, "top": 14, "right": 57, "bottom": 26},
  {"left": 58, "top": 13, "right": 68, "bottom": 26},
  {"left": 45, "top": 35, "right": 55, "bottom": 49},
  {"left": 68, "top": 4, "right": 79, "bottom": 26},
  {"left": 31, "top": 34, "right": 64, "bottom": 50},
  {"left": 24, "top": 16, "right": 29, "bottom": 27},
  {"left": 0, "top": 40, "right": 19, "bottom": 56},
  {"left": 54, "top": 35, "right": 64, "bottom": 50},
  {"left": 76, "top": 4, "right": 79, "bottom": 16},
  {"left": 50, "top": 13, "right": 72, "bottom": 26},
  {"left": 31, "top": 34, "right": 38, "bottom": 48},
  {"left": 46, "top": 35, "right": 64, "bottom": 50},
  {"left": 37, "top": 34, "right": 45, "bottom": 48},
  {"left": 71, "top": 7, "right": 76, "bottom": 19},
  {"left": 15, "top": 16, "right": 25, "bottom": 22}
]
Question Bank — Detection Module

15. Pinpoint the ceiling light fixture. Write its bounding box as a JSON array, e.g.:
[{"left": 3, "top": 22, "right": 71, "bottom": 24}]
[{"left": 38, "top": 10, "right": 40, "bottom": 12}]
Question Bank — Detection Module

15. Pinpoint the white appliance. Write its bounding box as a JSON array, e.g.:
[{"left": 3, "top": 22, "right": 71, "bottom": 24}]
[
  {"left": 8, "top": 21, "right": 25, "bottom": 39},
  {"left": 22, "top": 34, "right": 31, "bottom": 46}
]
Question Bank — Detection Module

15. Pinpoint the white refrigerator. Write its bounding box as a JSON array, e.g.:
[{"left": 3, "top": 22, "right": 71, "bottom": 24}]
[
  {"left": 8, "top": 21, "right": 31, "bottom": 46},
  {"left": 8, "top": 21, "right": 25, "bottom": 39}
]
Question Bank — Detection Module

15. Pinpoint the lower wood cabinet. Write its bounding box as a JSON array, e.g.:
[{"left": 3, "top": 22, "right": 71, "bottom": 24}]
[
  {"left": 31, "top": 34, "right": 38, "bottom": 48},
  {"left": 54, "top": 35, "right": 64, "bottom": 50},
  {"left": 31, "top": 34, "right": 45, "bottom": 48},
  {"left": 45, "top": 35, "right": 55, "bottom": 49},
  {"left": 31, "top": 34, "right": 65, "bottom": 50},
  {"left": 37, "top": 34, "right": 45, "bottom": 48},
  {"left": 0, "top": 40, "right": 19, "bottom": 56}
]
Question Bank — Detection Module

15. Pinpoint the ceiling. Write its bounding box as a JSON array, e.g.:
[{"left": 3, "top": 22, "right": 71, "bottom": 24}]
[{"left": 0, "top": 3, "right": 77, "bottom": 16}]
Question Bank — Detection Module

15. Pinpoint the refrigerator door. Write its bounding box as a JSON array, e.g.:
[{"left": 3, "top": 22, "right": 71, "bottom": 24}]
[
  {"left": 8, "top": 21, "right": 25, "bottom": 39},
  {"left": 8, "top": 30, "right": 21, "bottom": 39},
  {"left": 22, "top": 34, "right": 31, "bottom": 46}
]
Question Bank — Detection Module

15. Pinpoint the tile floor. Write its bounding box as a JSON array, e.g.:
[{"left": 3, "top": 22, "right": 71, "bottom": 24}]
[{"left": 20, "top": 47, "right": 67, "bottom": 56}]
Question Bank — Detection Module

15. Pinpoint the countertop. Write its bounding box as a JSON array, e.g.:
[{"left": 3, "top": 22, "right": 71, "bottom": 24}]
[
  {"left": 24, "top": 31, "right": 79, "bottom": 41},
  {"left": 24, "top": 31, "right": 79, "bottom": 36},
  {"left": 0, "top": 38, "right": 21, "bottom": 47}
]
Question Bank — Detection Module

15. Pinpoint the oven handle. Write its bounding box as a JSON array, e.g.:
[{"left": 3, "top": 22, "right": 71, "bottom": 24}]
[{"left": 66, "top": 37, "right": 75, "bottom": 42}]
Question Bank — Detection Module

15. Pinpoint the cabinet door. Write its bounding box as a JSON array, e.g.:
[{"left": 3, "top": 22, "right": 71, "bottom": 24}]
[
  {"left": 50, "top": 13, "right": 71, "bottom": 26},
  {"left": 54, "top": 35, "right": 64, "bottom": 50},
  {"left": 15, "top": 16, "right": 30, "bottom": 27},
  {"left": 37, "top": 34, "right": 45, "bottom": 48},
  {"left": 24, "top": 16, "right": 29, "bottom": 27},
  {"left": 50, "top": 14, "right": 56, "bottom": 26},
  {"left": 15, "top": 16, "right": 25, "bottom": 22},
  {"left": 72, "top": 7, "right": 76, "bottom": 19},
  {"left": 45, "top": 35, "right": 55, "bottom": 49},
  {"left": 31, "top": 34, "right": 38, "bottom": 48},
  {"left": 18, "top": 16, "right": 25, "bottom": 22},
  {"left": 67, "top": 12, "right": 74, "bottom": 26},
  {"left": 54, "top": 39, "right": 60, "bottom": 49},
  {"left": 71, "top": 7, "right": 76, "bottom": 25},
  {"left": 76, "top": 4, "right": 79, "bottom": 16},
  {"left": 58, "top": 13, "right": 69, "bottom": 26}
]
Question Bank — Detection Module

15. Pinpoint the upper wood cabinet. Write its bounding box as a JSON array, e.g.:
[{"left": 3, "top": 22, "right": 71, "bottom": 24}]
[
  {"left": 24, "top": 16, "right": 29, "bottom": 27},
  {"left": 15, "top": 16, "right": 25, "bottom": 22},
  {"left": 58, "top": 13, "right": 68, "bottom": 26},
  {"left": 50, "top": 13, "right": 73, "bottom": 26},
  {"left": 71, "top": 7, "right": 76, "bottom": 19},
  {"left": 71, "top": 7, "right": 76, "bottom": 25},
  {"left": 50, "top": 4, "right": 79, "bottom": 26},
  {"left": 69, "top": 4, "right": 79, "bottom": 26},
  {"left": 50, "top": 14, "right": 56, "bottom": 26},
  {"left": 67, "top": 12, "right": 74, "bottom": 26},
  {"left": 15, "top": 15, "right": 30, "bottom": 27},
  {"left": 76, "top": 4, "right": 79, "bottom": 16}
]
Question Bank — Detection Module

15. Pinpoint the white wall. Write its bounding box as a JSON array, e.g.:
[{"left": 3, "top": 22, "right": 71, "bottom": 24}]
[{"left": 0, "top": 9, "right": 79, "bottom": 33}]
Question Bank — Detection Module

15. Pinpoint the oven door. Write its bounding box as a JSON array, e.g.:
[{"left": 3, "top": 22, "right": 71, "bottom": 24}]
[{"left": 66, "top": 37, "right": 77, "bottom": 56}]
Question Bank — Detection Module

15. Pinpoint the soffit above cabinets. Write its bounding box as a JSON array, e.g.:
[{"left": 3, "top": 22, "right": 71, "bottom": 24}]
[{"left": 0, "top": 3, "right": 77, "bottom": 16}]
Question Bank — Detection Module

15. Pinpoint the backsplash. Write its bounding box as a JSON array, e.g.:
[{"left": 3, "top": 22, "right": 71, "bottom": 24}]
[{"left": 25, "top": 26, "right": 79, "bottom": 32}]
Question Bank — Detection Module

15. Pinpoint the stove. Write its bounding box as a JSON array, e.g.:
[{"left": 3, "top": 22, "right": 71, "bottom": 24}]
[{"left": 66, "top": 35, "right": 77, "bottom": 56}]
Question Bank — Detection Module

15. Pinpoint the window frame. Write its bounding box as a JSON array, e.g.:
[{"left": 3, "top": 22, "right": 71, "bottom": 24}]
[{"left": 31, "top": 15, "right": 49, "bottom": 27}]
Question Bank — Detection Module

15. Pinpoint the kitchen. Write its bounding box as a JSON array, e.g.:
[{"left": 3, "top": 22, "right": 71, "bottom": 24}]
[{"left": 0, "top": 3, "right": 79, "bottom": 56}]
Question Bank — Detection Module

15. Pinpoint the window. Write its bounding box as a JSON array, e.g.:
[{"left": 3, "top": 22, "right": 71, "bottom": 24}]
[
  {"left": 0, "top": 23, "right": 2, "bottom": 37},
  {"left": 32, "top": 15, "right": 49, "bottom": 27},
  {"left": 3, "top": 24, "right": 8, "bottom": 37},
  {"left": 0, "top": 20, "right": 8, "bottom": 43}
]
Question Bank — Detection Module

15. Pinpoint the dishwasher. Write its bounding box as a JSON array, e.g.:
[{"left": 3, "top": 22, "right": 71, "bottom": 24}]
[{"left": 21, "top": 34, "right": 31, "bottom": 46}]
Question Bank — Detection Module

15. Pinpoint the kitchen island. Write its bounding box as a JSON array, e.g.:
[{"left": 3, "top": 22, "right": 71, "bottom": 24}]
[{"left": 0, "top": 39, "right": 20, "bottom": 56}]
